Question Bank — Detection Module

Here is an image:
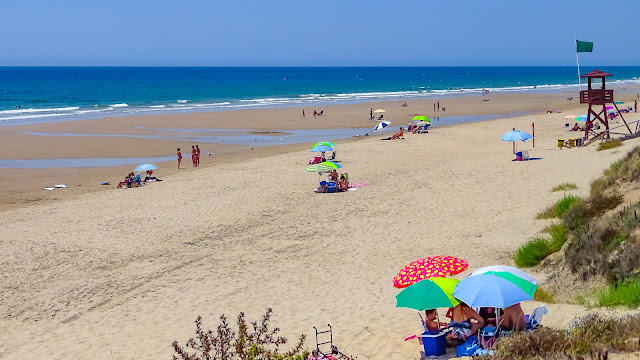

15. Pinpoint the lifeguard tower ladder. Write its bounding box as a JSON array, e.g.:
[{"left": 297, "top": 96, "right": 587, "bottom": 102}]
[{"left": 580, "top": 70, "right": 632, "bottom": 145}]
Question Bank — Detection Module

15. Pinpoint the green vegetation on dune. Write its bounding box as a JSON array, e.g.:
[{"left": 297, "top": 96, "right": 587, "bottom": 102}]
[
  {"left": 597, "top": 277, "right": 640, "bottom": 308},
  {"left": 523, "top": 146, "right": 640, "bottom": 309},
  {"left": 551, "top": 182, "right": 577, "bottom": 192},
  {"left": 514, "top": 223, "right": 567, "bottom": 267},
  {"left": 536, "top": 195, "right": 581, "bottom": 219},
  {"left": 597, "top": 138, "right": 623, "bottom": 151}
]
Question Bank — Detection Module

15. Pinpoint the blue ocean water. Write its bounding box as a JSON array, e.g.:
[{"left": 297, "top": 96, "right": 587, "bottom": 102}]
[{"left": 1, "top": 66, "right": 639, "bottom": 126}]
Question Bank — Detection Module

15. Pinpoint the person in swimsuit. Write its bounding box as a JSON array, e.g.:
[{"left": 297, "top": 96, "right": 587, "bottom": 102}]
[
  {"left": 446, "top": 303, "right": 484, "bottom": 342},
  {"left": 195, "top": 145, "right": 200, "bottom": 167},
  {"left": 191, "top": 145, "right": 197, "bottom": 167},
  {"left": 425, "top": 309, "right": 448, "bottom": 332},
  {"left": 498, "top": 303, "right": 526, "bottom": 333},
  {"left": 177, "top": 148, "right": 182, "bottom": 169},
  {"left": 329, "top": 169, "right": 339, "bottom": 182}
]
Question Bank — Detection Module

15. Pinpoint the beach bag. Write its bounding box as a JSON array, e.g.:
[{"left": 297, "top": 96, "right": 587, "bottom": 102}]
[
  {"left": 480, "top": 326, "right": 497, "bottom": 349},
  {"left": 456, "top": 335, "right": 478, "bottom": 357}
]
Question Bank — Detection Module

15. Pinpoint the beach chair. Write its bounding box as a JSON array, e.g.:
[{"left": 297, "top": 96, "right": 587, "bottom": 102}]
[
  {"left": 309, "top": 156, "right": 322, "bottom": 165},
  {"left": 525, "top": 305, "right": 548, "bottom": 331},
  {"left": 328, "top": 151, "right": 336, "bottom": 161},
  {"left": 521, "top": 150, "right": 530, "bottom": 161}
]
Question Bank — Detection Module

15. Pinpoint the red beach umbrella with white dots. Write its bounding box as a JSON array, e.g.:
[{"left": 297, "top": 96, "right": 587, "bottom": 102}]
[{"left": 393, "top": 256, "right": 469, "bottom": 288}]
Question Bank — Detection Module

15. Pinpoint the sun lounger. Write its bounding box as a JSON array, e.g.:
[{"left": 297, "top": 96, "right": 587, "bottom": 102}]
[{"left": 309, "top": 156, "right": 322, "bottom": 165}]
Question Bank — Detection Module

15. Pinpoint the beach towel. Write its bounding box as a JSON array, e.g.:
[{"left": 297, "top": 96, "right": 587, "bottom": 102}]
[
  {"left": 43, "top": 187, "right": 54, "bottom": 191},
  {"left": 348, "top": 183, "right": 370, "bottom": 188},
  {"left": 100, "top": 182, "right": 110, "bottom": 185},
  {"left": 456, "top": 335, "right": 479, "bottom": 357},
  {"left": 53, "top": 184, "right": 68, "bottom": 188}
]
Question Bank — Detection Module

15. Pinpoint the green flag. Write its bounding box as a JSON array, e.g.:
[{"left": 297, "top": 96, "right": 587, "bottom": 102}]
[{"left": 577, "top": 40, "right": 593, "bottom": 53}]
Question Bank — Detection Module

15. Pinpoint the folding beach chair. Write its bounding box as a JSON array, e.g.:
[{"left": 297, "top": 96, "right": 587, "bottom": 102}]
[
  {"left": 309, "top": 156, "right": 322, "bottom": 165},
  {"left": 525, "top": 305, "right": 548, "bottom": 331},
  {"left": 521, "top": 150, "right": 530, "bottom": 161}
]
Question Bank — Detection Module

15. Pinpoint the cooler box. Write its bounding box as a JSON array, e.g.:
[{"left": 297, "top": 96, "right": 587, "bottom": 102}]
[
  {"left": 558, "top": 139, "right": 564, "bottom": 148},
  {"left": 420, "top": 330, "right": 447, "bottom": 357},
  {"left": 568, "top": 138, "right": 575, "bottom": 147},
  {"left": 576, "top": 138, "right": 584, "bottom": 147}
]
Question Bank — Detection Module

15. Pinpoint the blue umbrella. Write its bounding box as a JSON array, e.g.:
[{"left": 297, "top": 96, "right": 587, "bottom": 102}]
[
  {"left": 134, "top": 163, "right": 158, "bottom": 172},
  {"left": 374, "top": 120, "right": 392, "bottom": 132},
  {"left": 453, "top": 274, "right": 532, "bottom": 308},
  {"left": 501, "top": 130, "right": 533, "bottom": 142},
  {"left": 311, "top": 144, "right": 334, "bottom": 153}
]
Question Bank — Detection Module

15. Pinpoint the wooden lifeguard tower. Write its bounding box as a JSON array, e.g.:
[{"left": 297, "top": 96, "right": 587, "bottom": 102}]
[{"left": 580, "top": 69, "right": 632, "bottom": 144}]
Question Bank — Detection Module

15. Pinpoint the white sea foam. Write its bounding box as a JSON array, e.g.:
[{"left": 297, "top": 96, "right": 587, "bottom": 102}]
[
  {"left": 177, "top": 100, "right": 190, "bottom": 103},
  {"left": 0, "top": 106, "right": 80, "bottom": 115},
  {"left": 149, "top": 105, "right": 166, "bottom": 108},
  {"left": 110, "top": 103, "right": 129, "bottom": 108},
  {"left": 0, "top": 112, "right": 70, "bottom": 121}
]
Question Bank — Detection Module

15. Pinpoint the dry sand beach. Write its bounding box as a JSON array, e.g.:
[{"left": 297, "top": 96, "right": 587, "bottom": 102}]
[{"left": 2, "top": 91, "right": 640, "bottom": 359}]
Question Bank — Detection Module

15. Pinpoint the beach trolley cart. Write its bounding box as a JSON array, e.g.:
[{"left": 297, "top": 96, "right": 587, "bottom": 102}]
[
  {"left": 419, "top": 330, "right": 447, "bottom": 357},
  {"left": 312, "top": 324, "right": 352, "bottom": 359}
]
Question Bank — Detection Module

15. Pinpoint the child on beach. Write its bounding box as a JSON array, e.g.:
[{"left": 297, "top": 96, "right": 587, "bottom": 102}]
[
  {"left": 425, "top": 309, "right": 447, "bottom": 332},
  {"left": 177, "top": 148, "right": 182, "bottom": 169}
]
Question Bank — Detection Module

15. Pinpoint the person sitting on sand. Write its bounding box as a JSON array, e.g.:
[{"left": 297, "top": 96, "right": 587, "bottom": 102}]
[
  {"left": 446, "top": 303, "right": 484, "bottom": 342},
  {"left": 571, "top": 123, "right": 580, "bottom": 131},
  {"left": 390, "top": 127, "right": 404, "bottom": 140},
  {"left": 425, "top": 309, "right": 448, "bottom": 332},
  {"left": 144, "top": 170, "right": 161, "bottom": 182},
  {"left": 315, "top": 181, "right": 327, "bottom": 193},
  {"left": 338, "top": 174, "right": 349, "bottom": 192},
  {"left": 329, "top": 169, "right": 339, "bottom": 182},
  {"left": 479, "top": 307, "right": 497, "bottom": 327},
  {"left": 498, "top": 303, "right": 526, "bottom": 333}
]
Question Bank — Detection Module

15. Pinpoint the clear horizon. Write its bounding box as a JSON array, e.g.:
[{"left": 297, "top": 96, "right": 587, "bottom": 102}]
[{"left": 2, "top": 0, "right": 637, "bottom": 67}]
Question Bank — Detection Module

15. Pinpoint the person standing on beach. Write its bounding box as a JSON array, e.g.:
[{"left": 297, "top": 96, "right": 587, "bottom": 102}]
[
  {"left": 370, "top": 108, "right": 373, "bottom": 119},
  {"left": 433, "top": 103, "right": 436, "bottom": 112},
  {"left": 635, "top": 100, "right": 637, "bottom": 112},
  {"left": 191, "top": 145, "right": 197, "bottom": 167},
  {"left": 195, "top": 145, "right": 201, "bottom": 166},
  {"left": 302, "top": 109, "right": 305, "bottom": 118},
  {"left": 437, "top": 101, "right": 440, "bottom": 111},
  {"left": 177, "top": 148, "right": 182, "bottom": 169}
]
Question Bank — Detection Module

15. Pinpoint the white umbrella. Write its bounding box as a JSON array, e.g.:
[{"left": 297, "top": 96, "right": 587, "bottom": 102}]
[
  {"left": 374, "top": 120, "right": 392, "bottom": 131},
  {"left": 374, "top": 109, "right": 386, "bottom": 113}
]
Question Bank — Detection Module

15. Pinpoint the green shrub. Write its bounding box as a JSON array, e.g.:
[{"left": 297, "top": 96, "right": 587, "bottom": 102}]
[
  {"left": 533, "top": 287, "right": 555, "bottom": 303},
  {"left": 551, "top": 183, "right": 577, "bottom": 192},
  {"left": 597, "top": 277, "right": 640, "bottom": 308},
  {"left": 547, "top": 223, "right": 567, "bottom": 252},
  {"left": 597, "top": 139, "right": 623, "bottom": 151},
  {"left": 536, "top": 195, "right": 581, "bottom": 219},
  {"left": 514, "top": 238, "right": 552, "bottom": 267}
]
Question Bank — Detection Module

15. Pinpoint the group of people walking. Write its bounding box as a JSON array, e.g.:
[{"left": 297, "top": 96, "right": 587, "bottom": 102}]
[{"left": 177, "top": 145, "right": 201, "bottom": 169}]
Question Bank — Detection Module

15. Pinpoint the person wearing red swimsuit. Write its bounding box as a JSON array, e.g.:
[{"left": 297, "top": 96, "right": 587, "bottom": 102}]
[
  {"left": 195, "top": 145, "right": 201, "bottom": 167},
  {"left": 177, "top": 148, "right": 182, "bottom": 169}
]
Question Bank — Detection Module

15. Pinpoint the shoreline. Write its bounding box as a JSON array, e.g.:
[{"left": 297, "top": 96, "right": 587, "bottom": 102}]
[{"left": 1, "top": 89, "right": 639, "bottom": 213}]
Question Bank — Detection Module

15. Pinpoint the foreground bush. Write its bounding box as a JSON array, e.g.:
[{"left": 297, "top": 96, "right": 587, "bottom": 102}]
[
  {"left": 173, "top": 308, "right": 308, "bottom": 360},
  {"left": 494, "top": 313, "right": 640, "bottom": 359}
]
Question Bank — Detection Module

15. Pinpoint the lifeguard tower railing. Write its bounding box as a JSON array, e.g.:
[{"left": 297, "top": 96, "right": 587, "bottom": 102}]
[
  {"left": 583, "top": 118, "right": 640, "bottom": 146},
  {"left": 580, "top": 89, "right": 613, "bottom": 105}
]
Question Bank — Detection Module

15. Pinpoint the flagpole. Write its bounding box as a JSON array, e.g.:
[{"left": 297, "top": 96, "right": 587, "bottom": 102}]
[{"left": 576, "top": 39, "right": 582, "bottom": 91}]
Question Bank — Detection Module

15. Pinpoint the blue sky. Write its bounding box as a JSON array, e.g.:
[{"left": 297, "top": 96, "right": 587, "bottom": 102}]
[{"left": 1, "top": 0, "right": 637, "bottom": 66}]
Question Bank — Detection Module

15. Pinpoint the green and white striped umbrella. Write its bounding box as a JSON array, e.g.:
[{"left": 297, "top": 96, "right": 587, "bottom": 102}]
[{"left": 305, "top": 161, "right": 342, "bottom": 173}]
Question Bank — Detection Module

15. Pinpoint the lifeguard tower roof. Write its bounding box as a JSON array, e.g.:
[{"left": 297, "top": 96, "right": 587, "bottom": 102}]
[{"left": 581, "top": 69, "right": 612, "bottom": 78}]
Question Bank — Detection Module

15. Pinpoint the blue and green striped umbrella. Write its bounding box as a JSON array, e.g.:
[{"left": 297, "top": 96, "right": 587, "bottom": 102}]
[{"left": 313, "top": 142, "right": 335, "bottom": 149}]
